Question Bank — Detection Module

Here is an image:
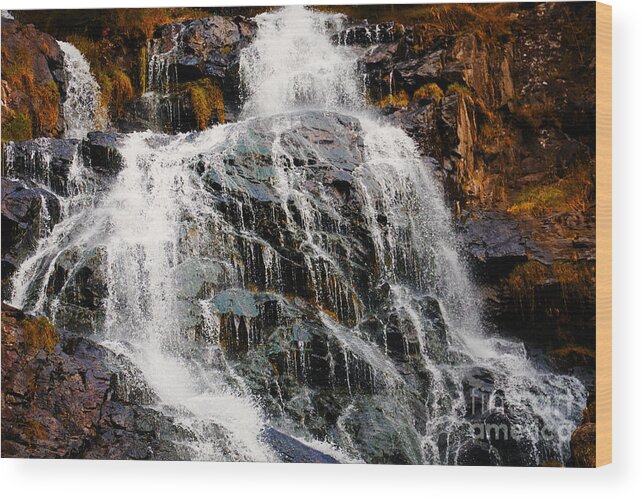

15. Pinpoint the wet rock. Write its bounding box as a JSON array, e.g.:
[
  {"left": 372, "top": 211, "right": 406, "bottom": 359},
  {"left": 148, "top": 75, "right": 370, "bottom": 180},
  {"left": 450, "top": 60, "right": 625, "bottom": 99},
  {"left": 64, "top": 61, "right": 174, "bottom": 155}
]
[
  {"left": 263, "top": 427, "right": 339, "bottom": 463},
  {"left": 0, "top": 304, "right": 182, "bottom": 459},
  {"left": 151, "top": 16, "right": 256, "bottom": 83},
  {"left": 332, "top": 22, "right": 405, "bottom": 46},
  {"left": 461, "top": 211, "right": 528, "bottom": 281},
  {"left": 81, "top": 131, "right": 125, "bottom": 176},
  {"left": 3, "top": 138, "right": 80, "bottom": 195},
  {"left": 1, "top": 177, "right": 61, "bottom": 290}
]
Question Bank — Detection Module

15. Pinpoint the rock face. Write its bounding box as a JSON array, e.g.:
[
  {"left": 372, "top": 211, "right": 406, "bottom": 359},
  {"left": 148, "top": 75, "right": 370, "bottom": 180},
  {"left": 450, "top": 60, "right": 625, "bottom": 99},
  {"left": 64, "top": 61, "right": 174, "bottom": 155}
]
[
  {"left": 1, "top": 133, "right": 124, "bottom": 299},
  {"left": 123, "top": 15, "right": 258, "bottom": 132},
  {"left": 337, "top": 3, "right": 596, "bottom": 351},
  {"left": 1, "top": 304, "right": 183, "bottom": 459},
  {"left": 1, "top": 17, "right": 65, "bottom": 140},
  {"left": 1, "top": 177, "right": 62, "bottom": 297}
]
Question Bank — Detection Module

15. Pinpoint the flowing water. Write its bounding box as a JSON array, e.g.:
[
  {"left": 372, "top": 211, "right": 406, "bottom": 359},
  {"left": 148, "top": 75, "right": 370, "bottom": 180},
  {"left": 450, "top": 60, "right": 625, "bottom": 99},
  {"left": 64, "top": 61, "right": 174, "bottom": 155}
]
[
  {"left": 8, "top": 6, "right": 586, "bottom": 464},
  {"left": 58, "top": 41, "right": 104, "bottom": 138}
]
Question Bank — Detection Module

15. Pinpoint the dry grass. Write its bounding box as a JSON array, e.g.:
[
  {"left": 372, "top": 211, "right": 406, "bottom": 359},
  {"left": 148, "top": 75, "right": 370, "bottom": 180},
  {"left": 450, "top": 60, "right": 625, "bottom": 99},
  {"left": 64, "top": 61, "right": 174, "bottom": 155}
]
[
  {"left": 185, "top": 78, "right": 225, "bottom": 129},
  {"left": 508, "top": 167, "right": 594, "bottom": 217},
  {"left": 413, "top": 83, "right": 444, "bottom": 103},
  {"left": 378, "top": 90, "right": 410, "bottom": 109},
  {"left": 504, "top": 260, "right": 595, "bottom": 320},
  {"left": 21, "top": 316, "right": 60, "bottom": 355},
  {"left": 1, "top": 46, "right": 61, "bottom": 140}
]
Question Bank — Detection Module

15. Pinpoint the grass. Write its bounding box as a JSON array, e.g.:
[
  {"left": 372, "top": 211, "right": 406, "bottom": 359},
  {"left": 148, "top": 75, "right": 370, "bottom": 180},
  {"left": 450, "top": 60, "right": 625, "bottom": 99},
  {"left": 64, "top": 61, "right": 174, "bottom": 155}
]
[
  {"left": 378, "top": 90, "right": 410, "bottom": 109},
  {"left": 317, "top": 3, "right": 515, "bottom": 46},
  {"left": 184, "top": 78, "right": 225, "bottom": 129},
  {"left": 413, "top": 83, "right": 444, "bottom": 103},
  {"left": 1, "top": 46, "right": 61, "bottom": 140},
  {"left": 508, "top": 167, "right": 594, "bottom": 217},
  {"left": 446, "top": 83, "right": 473, "bottom": 98}
]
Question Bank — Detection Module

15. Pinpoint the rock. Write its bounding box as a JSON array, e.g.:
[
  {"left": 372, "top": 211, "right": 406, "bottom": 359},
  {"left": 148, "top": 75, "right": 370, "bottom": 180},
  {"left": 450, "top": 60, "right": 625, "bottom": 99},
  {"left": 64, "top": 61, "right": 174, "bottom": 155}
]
[
  {"left": 3, "top": 138, "right": 80, "bottom": 195},
  {"left": 1, "top": 17, "right": 65, "bottom": 139},
  {"left": 570, "top": 423, "right": 596, "bottom": 467},
  {"left": 150, "top": 16, "right": 256, "bottom": 85},
  {"left": 1, "top": 177, "right": 61, "bottom": 288},
  {"left": 0, "top": 304, "right": 183, "bottom": 459},
  {"left": 333, "top": 22, "right": 405, "bottom": 46},
  {"left": 461, "top": 211, "right": 528, "bottom": 281},
  {"left": 263, "top": 427, "right": 339, "bottom": 463},
  {"left": 81, "top": 131, "right": 125, "bottom": 176}
]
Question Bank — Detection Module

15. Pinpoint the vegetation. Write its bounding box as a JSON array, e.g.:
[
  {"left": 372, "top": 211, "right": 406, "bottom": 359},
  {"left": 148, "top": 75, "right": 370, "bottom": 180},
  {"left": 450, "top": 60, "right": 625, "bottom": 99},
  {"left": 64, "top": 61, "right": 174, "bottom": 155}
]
[
  {"left": 377, "top": 90, "right": 410, "bottom": 109},
  {"left": 1, "top": 47, "right": 60, "bottom": 141},
  {"left": 21, "top": 316, "right": 60, "bottom": 355},
  {"left": 508, "top": 167, "right": 594, "bottom": 217},
  {"left": 504, "top": 260, "right": 595, "bottom": 320},
  {"left": 184, "top": 79, "right": 225, "bottom": 130},
  {"left": 317, "top": 3, "right": 516, "bottom": 44},
  {"left": 446, "top": 83, "right": 473, "bottom": 98},
  {"left": 413, "top": 83, "right": 443, "bottom": 103}
]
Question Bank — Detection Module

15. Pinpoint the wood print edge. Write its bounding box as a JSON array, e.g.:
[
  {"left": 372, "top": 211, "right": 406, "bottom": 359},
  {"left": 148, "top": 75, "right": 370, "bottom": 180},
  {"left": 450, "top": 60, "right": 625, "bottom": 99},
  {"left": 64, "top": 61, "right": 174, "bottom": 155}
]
[{"left": 595, "top": 0, "right": 612, "bottom": 468}]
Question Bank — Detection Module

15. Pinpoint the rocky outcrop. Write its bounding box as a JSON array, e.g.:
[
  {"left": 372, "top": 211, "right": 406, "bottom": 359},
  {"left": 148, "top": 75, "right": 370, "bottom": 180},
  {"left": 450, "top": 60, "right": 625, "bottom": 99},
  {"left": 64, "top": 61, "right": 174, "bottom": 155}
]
[
  {"left": 338, "top": 3, "right": 596, "bottom": 352},
  {"left": 1, "top": 304, "right": 183, "bottom": 459},
  {"left": 1, "top": 17, "right": 65, "bottom": 140},
  {"left": 1, "top": 178, "right": 61, "bottom": 291},
  {"left": 1, "top": 133, "right": 124, "bottom": 297},
  {"left": 122, "top": 15, "right": 258, "bottom": 132}
]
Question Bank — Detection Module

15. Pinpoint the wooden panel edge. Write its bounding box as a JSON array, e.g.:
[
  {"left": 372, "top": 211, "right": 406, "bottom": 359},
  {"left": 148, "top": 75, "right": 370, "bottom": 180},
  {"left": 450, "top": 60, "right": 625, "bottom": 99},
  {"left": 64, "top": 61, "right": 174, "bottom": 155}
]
[{"left": 595, "top": 1, "right": 612, "bottom": 468}]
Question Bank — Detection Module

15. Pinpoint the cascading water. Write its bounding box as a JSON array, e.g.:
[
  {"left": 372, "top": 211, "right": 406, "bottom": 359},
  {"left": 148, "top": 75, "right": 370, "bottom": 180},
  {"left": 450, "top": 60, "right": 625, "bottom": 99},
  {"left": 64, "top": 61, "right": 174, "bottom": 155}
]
[
  {"left": 8, "top": 5, "right": 586, "bottom": 464},
  {"left": 58, "top": 41, "right": 104, "bottom": 138}
]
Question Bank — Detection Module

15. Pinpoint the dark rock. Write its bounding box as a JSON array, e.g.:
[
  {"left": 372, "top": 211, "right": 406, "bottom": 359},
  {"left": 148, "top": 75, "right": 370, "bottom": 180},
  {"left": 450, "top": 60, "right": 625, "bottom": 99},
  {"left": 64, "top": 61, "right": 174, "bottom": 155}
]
[
  {"left": 461, "top": 211, "right": 528, "bottom": 282},
  {"left": 263, "top": 427, "right": 339, "bottom": 463},
  {"left": 3, "top": 138, "right": 80, "bottom": 195},
  {"left": 1, "top": 177, "right": 61, "bottom": 284},
  {"left": 0, "top": 304, "right": 182, "bottom": 459},
  {"left": 333, "top": 22, "right": 405, "bottom": 46},
  {"left": 81, "top": 131, "right": 125, "bottom": 176}
]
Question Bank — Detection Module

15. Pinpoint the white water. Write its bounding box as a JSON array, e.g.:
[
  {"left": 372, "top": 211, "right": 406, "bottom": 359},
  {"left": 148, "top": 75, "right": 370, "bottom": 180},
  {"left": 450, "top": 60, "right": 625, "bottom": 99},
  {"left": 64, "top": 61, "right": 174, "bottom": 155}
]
[
  {"left": 58, "top": 41, "right": 104, "bottom": 138},
  {"left": 8, "top": 6, "right": 586, "bottom": 464}
]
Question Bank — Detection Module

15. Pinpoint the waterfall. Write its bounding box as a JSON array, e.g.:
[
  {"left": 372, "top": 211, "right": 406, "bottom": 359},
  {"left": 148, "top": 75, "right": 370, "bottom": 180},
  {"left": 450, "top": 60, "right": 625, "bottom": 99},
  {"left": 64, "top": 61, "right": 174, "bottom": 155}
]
[
  {"left": 58, "top": 41, "right": 103, "bottom": 138},
  {"left": 9, "top": 6, "right": 586, "bottom": 464}
]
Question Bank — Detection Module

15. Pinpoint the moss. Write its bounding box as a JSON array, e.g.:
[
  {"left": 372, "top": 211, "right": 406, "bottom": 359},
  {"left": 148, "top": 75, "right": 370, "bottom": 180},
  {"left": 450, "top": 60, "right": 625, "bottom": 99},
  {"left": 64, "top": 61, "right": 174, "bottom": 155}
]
[
  {"left": 21, "top": 419, "right": 48, "bottom": 443},
  {"left": 185, "top": 78, "right": 225, "bottom": 130},
  {"left": 513, "top": 96, "right": 560, "bottom": 130},
  {"left": 21, "top": 316, "right": 60, "bottom": 355},
  {"left": 378, "top": 90, "right": 410, "bottom": 109},
  {"left": 446, "top": 83, "right": 473, "bottom": 98},
  {"left": 413, "top": 83, "right": 444, "bottom": 103},
  {"left": 2, "top": 111, "right": 33, "bottom": 142},
  {"left": 508, "top": 167, "right": 594, "bottom": 216},
  {"left": 111, "top": 68, "right": 135, "bottom": 116},
  {"left": 138, "top": 45, "right": 147, "bottom": 93},
  {"left": 552, "top": 260, "right": 595, "bottom": 306}
]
